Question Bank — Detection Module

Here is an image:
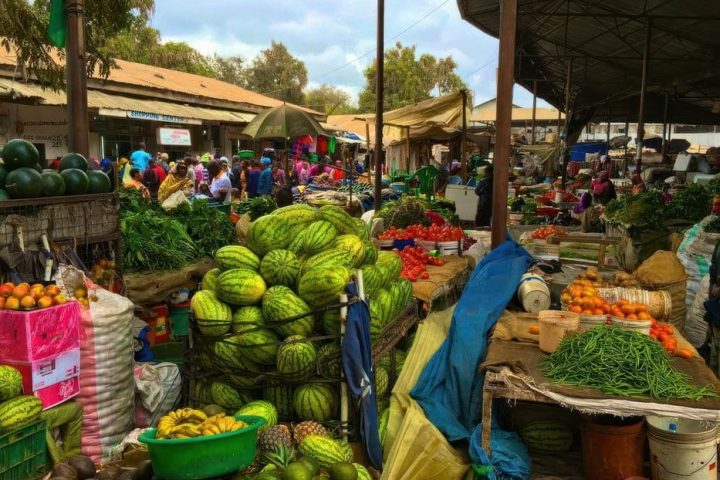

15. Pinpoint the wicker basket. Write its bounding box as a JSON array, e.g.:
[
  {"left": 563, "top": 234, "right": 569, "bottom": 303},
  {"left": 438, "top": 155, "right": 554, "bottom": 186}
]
[
  {"left": 597, "top": 287, "right": 672, "bottom": 322},
  {"left": 639, "top": 279, "right": 687, "bottom": 330}
]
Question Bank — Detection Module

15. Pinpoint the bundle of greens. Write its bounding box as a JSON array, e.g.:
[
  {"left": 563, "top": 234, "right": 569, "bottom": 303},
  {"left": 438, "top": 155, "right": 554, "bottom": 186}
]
[
  {"left": 168, "top": 201, "right": 235, "bottom": 258},
  {"left": 376, "top": 196, "right": 430, "bottom": 228},
  {"left": 118, "top": 187, "right": 160, "bottom": 215},
  {"left": 605, "top": 191, "right": 667, "bottom": 227},
  {"left": 667, "top": 184, "right": 711, "bottom": 222},
  {"left": 544, "top": 325, "right": 716, "bottom": 400},
  {"left": 234, "top": 196, "right": 278, "bottom": 220},
  {"left": 121, "top": 211, "right": 197, "bottom": 272}
]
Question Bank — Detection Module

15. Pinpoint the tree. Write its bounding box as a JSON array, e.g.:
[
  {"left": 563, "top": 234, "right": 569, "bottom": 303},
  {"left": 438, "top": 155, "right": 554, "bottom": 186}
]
[
  {"left": 210, "top": 55, "right": 245, "bottom": 86},
  {"left": 304, "top": 84, "right": 354, "bottom": 114},
  {"left": 357, "top": 42, "right": 466, "bottom": 112},
  {"left": 1, "top": 0, "right": 154, "bottom": 88},
  {"left": 243, "top": 41, "right": 308, "bottom": 105}
]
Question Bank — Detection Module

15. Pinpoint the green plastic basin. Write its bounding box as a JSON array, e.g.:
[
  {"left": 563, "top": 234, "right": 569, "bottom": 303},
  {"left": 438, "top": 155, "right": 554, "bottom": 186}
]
[{"left": 138, "top": 415, "right": 265, "bottom": 479}]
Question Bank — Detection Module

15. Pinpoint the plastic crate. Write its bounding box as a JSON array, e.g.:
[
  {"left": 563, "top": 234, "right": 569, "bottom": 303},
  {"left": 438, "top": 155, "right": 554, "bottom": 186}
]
[{"left": 0, "top": 419, "right": 47, "bottom": 480}]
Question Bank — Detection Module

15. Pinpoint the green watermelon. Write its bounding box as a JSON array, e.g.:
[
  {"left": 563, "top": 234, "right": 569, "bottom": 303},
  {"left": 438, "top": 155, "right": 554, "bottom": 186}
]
[
  {"left": 298, "top": 435, "right": 353, "bottom": 469},
  {"left": 234, "top": 327, "right": 279, "bottom": 365},
  {"left": 215, "top": 268, "right": 267, "bottom": 306},
  {"left": 260, "top": 249, "right": 301, "bottom": 287},
  {"left": 4, "top": 167, "right": 43, "bottom": 199},
  {"left": 201, "top": 268, "right": 220, "bottom": 291},
  {"left": 232, "top": 305, "right": 265, "bottom": 333},
  {"left": 1, "top": 139, "right": 39, "bottom": 171},
  {"left": 60, "top": 168, "right": 90, "bottom": 195},
  {"left": 210, "top": 381, "right": 251, "bottom": 410},
  {"left": 40, "top": 170, "right": 65, "bottom": 196},
  {"left": 317, "top": 343, "right": 342, "bottom": 379},
  {"left": 378, "top": 408, "right": 389, "bottom": 446},
  {"left": 302, "top": 220, "right": 338, "bottom": 254},
  {"left": 87, "top": 170, "right": 112, "bottom": 193},
  {"left": 519, "top": 421, "right": 574, "bottom": 454},
  {"left": 377, "top": 251, "right": 403, "bottom": 284},
  {"left": 271, "top": 204, "right": 318, "bottom": 225},
  {"left": 362, "top": 242, "right": 378, "bottom": 265},
  {"left": 354, "top": 463, "right": 372, "bottom": 480},
  {"left": 58, "top": 152, "right": 89, "bottom": 172},
  {"left": 333, "top": 234, "right": 365, "bottom": 267},
  {"left": 287, "top": 230, "right": 306, "bottom": 255},
  {"left": 190, "top": 290, "right": 231, "bottom": 337},
  {"left": 317, "top": 205, "right": 355, "bottom": 234},
  {"left": 301, "top": 248, "right": 355, "bottom": 276},
  {"left": 361, "top": 265, "right": 382, "bottom": 296},
  {"left": 351, "top": 218, "right": 370, "bottom": 240},
  {"left": 215, "top": 246, "right": 260, "bottom": 271},
  {"left": 322, "top": 308, "right": 341, "bottom": 336},
  {"left": 293, "top": 383, "right": 338, "bottom": 422},
  {"left": 298, "top": 266, "right": 351, "bottom": 308},
  {"left": 262, "top": 286, "right": 314, "bottom": 338},
  {"left": 247, "top": 214, "right": 291, "bottom": 256},
  {"left": 235, "top": 400, "right": 278, "bottom": 431},
  {"left": 375, "top": 366, "right": 389, "bottom": 398},
  {"left": 213, "top": 336, "right": 261, "bottom": 372},
  {"left": 262, "top": 385, "right": 294, "bottom": 420},
  {"left": 0, "top": 165, "right": 8, "bottom": 188},
  {"left": 0, "top": 395, "right": 43, "bottom": 430},
  {"left": 276, "top": 335, "right": 317, "bottom": 380},
  {"left": 0, "top": 366, "right": 23, "bottom": 401}
]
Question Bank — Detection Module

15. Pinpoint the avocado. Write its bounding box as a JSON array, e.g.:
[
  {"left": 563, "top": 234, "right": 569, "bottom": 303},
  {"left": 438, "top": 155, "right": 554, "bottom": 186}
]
[
  {"left": 51, "top": 463, "right": 78, "bottom": 480},
  {"left": 285, "top": 462, "right": 313, "bottom": 480},
  {"left": 67, "top": 455, "right": 96, "bottom": 479},
  {"left": 96, "top": 466, "right": 122, "bottom": 480},
  {"left": 328, "top": 462, "right": 358, "bottom": 480},
  {"left": 297, "top": 457, "right": 321, "bottom": 475},
  {"left": 201, "top": 404, "right": 226, "bottom": 416}
]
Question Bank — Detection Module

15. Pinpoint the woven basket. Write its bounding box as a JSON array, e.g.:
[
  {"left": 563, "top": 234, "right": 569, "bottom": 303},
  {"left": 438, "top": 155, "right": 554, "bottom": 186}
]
[
  {"left": 597, "top": 287, "right": 672, "bottom": 322},
  {"left": 639, "top": 279, "right": 687, "bottom": 330}
]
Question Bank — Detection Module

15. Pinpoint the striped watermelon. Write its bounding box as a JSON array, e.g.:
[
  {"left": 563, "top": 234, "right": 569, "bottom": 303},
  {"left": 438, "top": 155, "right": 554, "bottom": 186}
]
[
  {"left": 213, "top": 336, "right": 261, "bottom": 372},
  {"left": 375, "top": 366, "right": 389, "bottom": 398},
  {"left": 215, "top": 245, "right": 260, "bottom": 271},
  {"left": 377, "top": 251, "right": 403, "bottom": 284},
  {"left": 287, "top": 230, "right": 306, "bottom": 255},
  {"left": 322, "top": 308, "right": 341, "bottom": 335},
  {"left": 333, "top": 234, "right": 365, "bottom": 267},
  {"left": 298, "top": 266, "right": 351, "bottom": 308},
  {"left": 362, "top": 242, "right": 378, "bottom": 265},
  {"left": 375, "top": 289, "right": 394, "bottom": 324},
  {"left": 235, "top": 400, "right": 277, "bottom": 431},
  {"left": 351, "top": 218, "right": 370, "bottom": 240},
  {"left": 271, "top": 204, "right": 318, "bottom": 225},
  {"left": 276, "top": 335, "right": 317, "bottom": 380},
  {"left": 260, "top": 249, "right": 301, "bottom": 287},
  {"left": 210, "top": 381, "right": 251, "bottom": 410},
  {"left": 191, "top": 290, "right": 231, "bottom": 337},
  {"left": 0, "top": 366, "right": 23, "bottom": 401},
  {"left": 317, "top": 205, "right": 355, "bottom": 234},
  {"left": 215, "top": 268, "right": 266, "bottom": 306},
  {"left": 232, "top": 305, "right": 265, "bottom": 333},
  {"left": 298, "top": 435, "right": 353, "bottom": 469},
  {"left": 262, "top": 385, "right": 294, "bottom": 420},
  {"left": 301, "top": 248, "right": 355, "bottom": 275},
  {"left": 193, "top": 380, "right": 214, "bottom": 405},
  {"left": 0, "top": 395, "right": 41, "bottom": 430},
  {"left": 361, "top": 264, "right": 382, "bottom": 296},
  {"left": 293, "top": 383, "right": 338, "bottom": 422},
  {"left": 227, "top": 373, "right": 257, "bottom": 389},
  {"left": 378, "top": 408, "right": 389, "bottom": 446},
  {"left": 317, "top": 343, "right": 342, "bottom": 379},
  {"left": 201, "top": 268, "right": 220, "bottom": 291},
  {"left": 369, "top": 300, "right": 385, "bottom": 341},
  {"left": 235, "top": 327, "right": 279, "bottom": 365},
  {"left": 247, "top": 214, "right": 291, "bottom": 256},
  {"left": 302, "top": 220, "right": 338, "bottom": 254},
  {"left": 520, "top": 421, "right": 574, "bottom": 453},
  {"left": 354, "top": 463, "right": 372, "bottom": 480},
  {"left": 262, "top": 286, "right": 314, "bottom": 338}
]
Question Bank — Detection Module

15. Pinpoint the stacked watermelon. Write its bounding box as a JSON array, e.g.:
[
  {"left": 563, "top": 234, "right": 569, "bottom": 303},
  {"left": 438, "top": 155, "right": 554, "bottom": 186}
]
[{"left": 0, "top": 365, "right": 43, "bottom": 431}]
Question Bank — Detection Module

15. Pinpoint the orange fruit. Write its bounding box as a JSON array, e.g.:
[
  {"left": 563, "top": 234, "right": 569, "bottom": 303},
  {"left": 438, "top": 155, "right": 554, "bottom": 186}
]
[
  {"left": 636, "top": 304, "right": 648, "bottom": 313},
  {"left": 626, "top": 314, "right": 638, "bottom": 320},
  {"left": 5, "top": 297, "right": 19, "bottom": 310},
  {"left": 20, "top": 295, "right": 36, "bottom": 309},
  {"left": 570, "top": 305, "right": 583, "bottom": 314},
  {"left": 582, "top": 288, "right": 597, "bottom": 298},
  {"left": 621, "top": 305, "right": 636, "bottom": 316},
  {"left": 638, "top": 312, "right": 651, "bottom": 321},
  {"left": 0, "top": 284, "right": 13, "bottom": 298},
  {"left": 44, "top": 285, "right": 61, "bottom": 297},
  {"left": 592, "top": 308, "right": 604, "bottom": 315},
  {"left": 0, "top": 297, "right": 5, "bottom": 309},
  {"left": 560, "top": 293, "right": 572, "bottom": 304},
  {"left": 616, "top": 299, "right": 628, "bottom": 307},
  {"left": 11, "top": 284, "right": 29, "bottom": 300},
  {"left": 29, "top": 287, "right": 45, "bottom": 301},
  {"left": 37, "top": 296, "right": 54, "bottom": 309},
  {"left": 30, "top": 283, "right": 44, "bottom": 291},
  {"left": 581, "top": 309, "right": 593, "bottom": 315},
  {"left": 53, "top": 294, "right": 68, "bottom": 305},
  {"left": 601, "top": 304, "right": 611, "bottom": 314}
]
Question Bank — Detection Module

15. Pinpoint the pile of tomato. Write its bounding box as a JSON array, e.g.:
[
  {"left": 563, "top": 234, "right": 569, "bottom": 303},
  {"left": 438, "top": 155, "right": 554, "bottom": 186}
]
[
  {"left": 561, "top": 280, "right": 611, "bottom": 315},
  {"left": 379, "top": 224, "right": 466, "bottom": 242},
  {"left": 396, "top": 246, "right": 444, "bottom": 282},
  {"left": 530, "top": 225, "right": 567, "bottom": 240},
  {"left": 538, "top": 191, "right": 579, "bottom": 204}
]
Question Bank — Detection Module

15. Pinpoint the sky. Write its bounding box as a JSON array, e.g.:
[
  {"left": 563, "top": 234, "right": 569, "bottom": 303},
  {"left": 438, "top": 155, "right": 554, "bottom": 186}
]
[{"left": 150, "top": 0, "right": 545, "bottom": 109}]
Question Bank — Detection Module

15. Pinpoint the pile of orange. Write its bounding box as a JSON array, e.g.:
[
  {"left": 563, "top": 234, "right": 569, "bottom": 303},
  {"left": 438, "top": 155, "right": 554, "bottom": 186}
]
[
  {"left": 608, "top": 300, "right": 654, "bottom": 321},
  {"left": 561, "top": 279, "right": 610, "bottom": 315},
  {"left": 0, "top": 282, "right": 67, "bottom": 310}
]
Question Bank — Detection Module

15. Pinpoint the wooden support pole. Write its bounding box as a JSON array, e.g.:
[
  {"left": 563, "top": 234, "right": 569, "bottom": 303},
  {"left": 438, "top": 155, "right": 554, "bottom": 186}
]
[
  {"left": 636, "top": 18, "right": 652, "bottom": 172},
  {"left": 530, "top": 80, "right": 537, "bottom": 144},
  {"left": 405, "top": 126, "right": 411, "bottom": 172},
  {"left": 373, "top": 0, "right": 385, "bottom": 212},
  {"left": 461, "top": 89, "right": 468, "bottom": 180},
  {"left": 365, "top": 122, "right": 371, "bottom": 165},
  {"left": 66, "top": 0, "right": 89, "bottom": 157},
  {"left": 491, "top": 0, "right": 517, "bottom": 249},
  {"left": 661, "top": 93, "right": 670, "bottom": 158},
  {"left": 560, "top": 59, "right": 573, "bottom": 189}
]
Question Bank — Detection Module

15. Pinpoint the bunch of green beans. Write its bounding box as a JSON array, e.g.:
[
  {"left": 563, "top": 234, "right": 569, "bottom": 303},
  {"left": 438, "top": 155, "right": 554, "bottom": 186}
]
[{"left": 543, "top": 325, "right": 717, "bottom": 401}]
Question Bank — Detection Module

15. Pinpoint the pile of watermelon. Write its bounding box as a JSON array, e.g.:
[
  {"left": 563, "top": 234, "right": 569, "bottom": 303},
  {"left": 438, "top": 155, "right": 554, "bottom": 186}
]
[
  {"left": 190, "top": 204, "right": 414, "bottom": 424},
  {"left": 0, "top": 365, "right": 43, "bottom": 432},
  {"left": 0, "top": 139, "right": 111, "bottom": 199}
]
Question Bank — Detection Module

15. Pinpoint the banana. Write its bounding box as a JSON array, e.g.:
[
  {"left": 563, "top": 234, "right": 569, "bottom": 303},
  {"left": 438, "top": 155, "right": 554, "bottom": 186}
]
[
  {"left": 202, "top": 424, "right": 222, "bottom": 436},
  {"left": 229, "top": 421, "right": 246, "bottom": 432},
  {"left": 182, "top": 424, "right": 203, "bottom": 437},
  {"left": 171, "top": 433, "right": 190, "bottom": 439},
  {"left": 185, "top": 409, "right": 208, "bottom": 424}
]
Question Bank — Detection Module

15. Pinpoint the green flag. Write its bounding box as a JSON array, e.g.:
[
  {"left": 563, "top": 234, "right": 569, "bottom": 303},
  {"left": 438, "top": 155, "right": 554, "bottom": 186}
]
[{"left": 48, "top": 0, "right": 67, "bottom": 48}]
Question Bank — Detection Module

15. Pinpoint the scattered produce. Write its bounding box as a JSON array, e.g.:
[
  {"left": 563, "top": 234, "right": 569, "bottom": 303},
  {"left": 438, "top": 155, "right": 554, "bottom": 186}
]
[
  {"left": 530, "top": 225, "right": 567, "bottom": 240},
  {"left": 0, "top": 281, "right": 68, "bottom": 310},
  {"left": 155, "top": 408, "right": 247, "bottom": 439},
  {"left": 90, "top": 258, "right": 118, "bottom": 291},
  {"left": 121, "top": 210, "right": 196, "bottom": 272},
  {"left": 537, "top": 191, "right": 578, "bottom": 204},
  {"left": 544, "top": 325, "right": 716, "bottom": 400},
  {"left": 168, "top": 200, "right": 236, "bottom": 258},
  {"left": 397, "top": 246, "right": 444, "bottom": 282}
]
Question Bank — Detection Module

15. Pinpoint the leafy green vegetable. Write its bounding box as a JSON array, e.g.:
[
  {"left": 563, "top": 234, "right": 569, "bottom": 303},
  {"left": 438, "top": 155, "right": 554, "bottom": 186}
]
[
  {"left": 121, "top": 211, "right": 197, "bottom": 272},
  {"left": 376, "top": 196, "right": 430, "bottom": 228},
  {"left": 667, "top": 183, "right": 711, "bottom": 222},
  {"left": 605, "top": 191, "right": 667, "bottom": 227},
  {"left": 234, "top": 196, "right": 278, "bottom": 220},
  {"left": 168, "top": 200, "right": 235, "bottom": 258}
]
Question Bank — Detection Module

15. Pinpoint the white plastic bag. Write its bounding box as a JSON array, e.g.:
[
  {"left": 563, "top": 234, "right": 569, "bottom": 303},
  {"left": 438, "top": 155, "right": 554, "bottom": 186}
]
[
  {"left": 161, "top": 191, "right": 189, "bottom": 210},
  {"left": 134, "top": 362, "right": 181, "bottom": 428}
]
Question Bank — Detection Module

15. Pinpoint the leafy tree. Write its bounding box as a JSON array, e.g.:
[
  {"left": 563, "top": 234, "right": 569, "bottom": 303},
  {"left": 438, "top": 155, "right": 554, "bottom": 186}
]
[
  {"left": 210, "top": 55, "right": 246, "bottom": 86},
  {"left": 243, "top": 41, "right": 308, "bottom": 105},
  {"left": 357, "top": 42, "right": 466, "bottom": 112},
  {"left": 304, "top": 84, "right": 355, "bottom": 114}
]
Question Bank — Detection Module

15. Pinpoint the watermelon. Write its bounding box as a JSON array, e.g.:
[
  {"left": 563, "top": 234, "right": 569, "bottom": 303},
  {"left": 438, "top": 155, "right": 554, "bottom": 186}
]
[
  {"left": 232, "top": 305, "right": 265, "bottom": 333},
  {"left": 333, "top": 234, "right": 365, "bottom": 267},
  {"left": 298, "top": 435, "right": 353, "bottom": 469},
  {"left": 58, "top": 152, "right": 89, "bottom": 172},
  {"left": 0, "top": 366, "right": 23, "bottom": 401},
  {"left": 361, "top": 265, "right": 382, "bottom": 296},
  {"left": 227, "top": 373, "right": 257, "bottom": 389},
  {"left": 0, "top": 165, "right": 7, "bottom": 188},
  {"left": 0, "top": 395, "right": 42, "bottom": 430},
  {"left": 293, "top": 383, "right": 338, "bottom": 422},
  {"left": 351, "top": 218, "right": 371, "bottom": 240},
  {"left": 298, "top": 266, "right": 351, "bottom": 308},
  {"left": 369, "top": 300, "right": 385, "bottom": 341},
  {"left": 262, "top": 385, "right": 294, "bottom": 420},
  {"left": 276, "top": 335, "right": 317, "bottom": 380},
  {"left": 519, "top": 421, "right": 574, "bottom": 453},
  {"left": 322, "top": 308, "right": 341, "bottom": 336},
  {"left": 377, "top": 251, "right": 403, "bottom": 284},
  {"left": 375, "top": 366, "right": 389, "bottom": 398},
  {"left": 301, "top": 249, "right": 355, "bottom": 275},
  {"left": 4, "top": 167, "right": 43, "bottom": 199},
  {"left": 235, "top": 400, "right": 277, "bottom": 431},
  {"left": 40, "top": 170, "right": 65, "bottom": 196},
  {"left": 260, "top": 249, "right": 301, "bottom": 287},
  {"left": 216, "top": 268, "right": 266, "bottom": 306},
  {"left": 354, "top": 464, "right": 372, "bottom": 480},
  {"left": 362, "top": 242, "right": 378, "bottom": 265},
  {"left": 247, "top": 214, "right": 291, "bottom": 256},
  {"left": 234, "top": 327, "right": 279, "bottom": 365},
  {"left": 262, "top": 286, "right": 314, "bottom": 338},
  {"left": 287, "top": 230, "right": 306, "bottom": 255},
  {"left": 317, "top": 205, "right": 355, "bottom": 234},
  {"left": 60, "top": 168, "right": 90, "bottom": 195},
  {"left": 87, "top": 170, "right": 112, "bottom": 193},
  {"left": 375, "top": 289, "right": 394, "bottom": 324},
  {"left": 317, "top": 343, "right": 342, "bottom": 379},
  {"left": 210, "top": 381, "right": 251, "bottom": 410},
  {"left": 215, "top": 246, "right": 260, "bottom": 271},
  {"left": 213, "top": 337, "right": 261, "bottom": 372},
  {"left": 302, "top": 220, "right": 338, "bottom": 254},
  {"left": 201, "top": 268, "right": 220, "bottom": 291},
  {"left": 193, "top": 380, "right": 214, "bottom": 405},
  {"left": 271, "top": 204, "right": 318, "bottom": 225},
  {"left": 0, "top": 190, "right": 8, "bottom": 201},
  {"left": 1, "top": 139, "right": 39, "bottom": 171},
  {"left": 190, "top": 290, "right": 231, "bottom": 336}
]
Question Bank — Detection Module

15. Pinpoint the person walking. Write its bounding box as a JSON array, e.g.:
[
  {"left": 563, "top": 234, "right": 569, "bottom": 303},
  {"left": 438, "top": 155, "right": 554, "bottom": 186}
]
[
  {"left": 257, "top": 158, "right": 274, "bottom": 196},
  {"left": 474, "top": 165, "right": 494, "bottom": 227},
  {"left": 130, "top": 142, "right": 151, "bottom": 173}
]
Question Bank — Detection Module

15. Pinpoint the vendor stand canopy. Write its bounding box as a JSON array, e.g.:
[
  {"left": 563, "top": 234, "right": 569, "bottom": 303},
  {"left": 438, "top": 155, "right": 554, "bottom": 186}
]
[{"left": 241, "top": 103, "right": 328, "bottom": 139}]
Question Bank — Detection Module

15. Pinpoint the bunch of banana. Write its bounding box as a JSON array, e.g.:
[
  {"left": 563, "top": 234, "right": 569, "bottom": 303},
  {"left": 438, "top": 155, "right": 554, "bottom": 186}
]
[
  {"left": 200, "top": 413, "right": 248, "bottom": 436},
  {"left": 156, "top": 408, "right": 208, "bottom": 439}
]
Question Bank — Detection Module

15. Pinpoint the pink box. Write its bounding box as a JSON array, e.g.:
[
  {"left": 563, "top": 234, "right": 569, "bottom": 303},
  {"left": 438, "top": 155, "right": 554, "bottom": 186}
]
[
  {"left": 34, "top": 376, "right": 80, "bottom": 410},
  {"left": 8, "top": 349, "right": 81, "bottom": 392},
  {"left": 0, "top": 301, "right": 81, "bottom": 362}
]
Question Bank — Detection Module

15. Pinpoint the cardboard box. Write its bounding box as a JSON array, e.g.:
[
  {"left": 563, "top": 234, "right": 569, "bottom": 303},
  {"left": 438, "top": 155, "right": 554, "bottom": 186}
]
[
  {"left": 0, "top": 302, "right": 81, "bottom": 362},
  {"left": 34, "top": 376, "right": 79, "bottom": 410},
  {"left": 8, "top": 349, "right": 81, "bottom": 393}
]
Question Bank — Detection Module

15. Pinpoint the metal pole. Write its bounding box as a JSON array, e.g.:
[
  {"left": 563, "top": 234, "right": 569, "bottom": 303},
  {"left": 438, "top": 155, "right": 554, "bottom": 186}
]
[
  {"left": 636, "top": 18, "right": 652, "bottom": 172},
  {"left": 373, "top": 0, "right": 385, "bottom": 212},
  {"left": 405, "top": 126, "right": 411, "bottom": 172},
  {"left": 606, "top": 115, "right": 611, "bottom": 146},
  {"left": 65, "top": 0, "right": 89, "bottom": 157},
  {"left": 560, "top": 59, "right": 573, "bottom": 189},
  {"left": 491, "top": 0, "right": 517, "bottom": 249},
  {"left": 661, "top": 93, "right": 669, "bottom": 158},
  {"left": 365, "top": 122, "right": 371, "bottom": 165},
  {"left": 461, "top": 89, "right": 468, "bottom": 180},
  {"left": 531, "top": 80, "right": 537, "bottom": 144}
]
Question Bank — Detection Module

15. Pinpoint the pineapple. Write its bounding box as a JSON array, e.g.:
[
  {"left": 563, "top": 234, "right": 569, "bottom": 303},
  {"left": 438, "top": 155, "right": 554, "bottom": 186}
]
[
  {"left": 258, "top": 424, "right": 293, "bottom": 453},
  {"left": 292, "top": 421, "right": 329, "bottom": 445},
  {"left": 261, "top": 443, "right": 294, "bottom": 470}
]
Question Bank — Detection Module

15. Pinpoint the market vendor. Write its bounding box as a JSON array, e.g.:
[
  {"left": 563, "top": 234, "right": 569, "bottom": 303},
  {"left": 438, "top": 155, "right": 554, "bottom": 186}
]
[
  {"left": 475, "top": 164, "right": 493, "bottom": 226},
  {"left": 590, "top": 171, "right": 616, "bottom": 205},
  {"left": 204, "top": 159, "right": 232, "bottom": 203},
  {"left": 157, "top": 160, "right": 194, "bottom": 203},
  {"left": 630, "top": 173, "right": 646, "bottom": 195},
  {"left": 124, "top": 168, "right": 150, "bottom": 200},
  {"left": 299, "top": 161, "right": 310, "bottom": 185},
  {"left": 257, "top": 157, "right": 274, "bottom": 196},
  {"left": 331, "top": 160, "right": 345, "bottom": 182}
]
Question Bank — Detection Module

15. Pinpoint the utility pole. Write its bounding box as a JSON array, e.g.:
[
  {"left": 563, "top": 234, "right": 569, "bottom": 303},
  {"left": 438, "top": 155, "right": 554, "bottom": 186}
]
[
  {"left": 65, "top": 0, "right": 89, "bottom": 157},
  {"left": 373, "top": 0, "right": 385, "bottom": 212}
]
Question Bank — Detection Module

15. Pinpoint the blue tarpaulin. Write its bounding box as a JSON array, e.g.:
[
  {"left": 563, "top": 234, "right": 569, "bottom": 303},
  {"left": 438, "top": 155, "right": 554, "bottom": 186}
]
[{"left": 410, "top": 239, "right": 533, "bottom": 479}]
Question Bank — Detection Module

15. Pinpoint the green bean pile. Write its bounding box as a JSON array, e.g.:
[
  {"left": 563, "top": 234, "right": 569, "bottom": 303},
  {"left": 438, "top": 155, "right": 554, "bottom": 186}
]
[{"left": 543, "top": 325, "right": 717, "bottom": 400}]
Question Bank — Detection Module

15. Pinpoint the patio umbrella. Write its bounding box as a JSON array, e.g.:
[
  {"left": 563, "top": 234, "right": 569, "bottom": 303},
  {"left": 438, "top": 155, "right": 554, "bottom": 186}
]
[{"left": 242, "top": 104, "right": 327, "bottom": 139}]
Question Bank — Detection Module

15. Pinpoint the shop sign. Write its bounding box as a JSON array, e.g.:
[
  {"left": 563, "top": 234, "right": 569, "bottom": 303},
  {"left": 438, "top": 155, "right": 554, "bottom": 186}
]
[
  {"left": 128, "top": 110, "right": 197, "bottom": 124},
  {"left": 157, "top": 127, "right": 192, "bottom": 146}
]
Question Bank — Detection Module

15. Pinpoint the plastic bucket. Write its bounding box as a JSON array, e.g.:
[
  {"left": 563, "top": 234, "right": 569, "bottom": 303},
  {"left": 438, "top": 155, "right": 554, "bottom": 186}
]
[
  {"left": 611, "top": 317, "right": 652, "bottom": 335},
  {"left": 579, "top": 314, "right": 609, "bottom": 332},
  {"left": 581, "top": 416, "right": 646, "bottom": 480},
  {"left": 169, "top": 302, "right": 190, "bottom": 336},
  {"left": 538, "top": 310, "right": 579, "bottom": 353},
  {"left": 646, "top": 416, "right": 719, "bottom": 480},
  {"left": 517, "top": 274, "right": 551, "bottom": 313}
]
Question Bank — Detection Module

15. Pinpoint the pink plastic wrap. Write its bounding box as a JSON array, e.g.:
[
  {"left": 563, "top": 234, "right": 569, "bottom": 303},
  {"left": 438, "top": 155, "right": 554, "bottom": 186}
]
[{"left": 0, "top": 302, "right": 81, "bottom": 362}]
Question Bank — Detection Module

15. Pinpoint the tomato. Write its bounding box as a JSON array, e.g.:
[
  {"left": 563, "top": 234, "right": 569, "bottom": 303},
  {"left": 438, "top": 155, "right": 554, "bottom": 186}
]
[{"left": 420, "top": 272, "right": 429, "bottom": 279}]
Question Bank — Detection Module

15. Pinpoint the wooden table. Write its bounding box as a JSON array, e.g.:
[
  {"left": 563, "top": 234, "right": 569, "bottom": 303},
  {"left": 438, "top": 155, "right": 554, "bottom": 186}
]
[{"left": 546, "top": 234, "right": 620, "bottom": 267}]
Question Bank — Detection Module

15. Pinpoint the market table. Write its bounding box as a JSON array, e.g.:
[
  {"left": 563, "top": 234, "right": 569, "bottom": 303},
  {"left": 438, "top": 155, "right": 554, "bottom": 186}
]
[
  {"left": 479, "top": 339, "right": 720, "bottom": 454},
  {"left": 411, "top": 255, "right": 471, "bottom": 306}
]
